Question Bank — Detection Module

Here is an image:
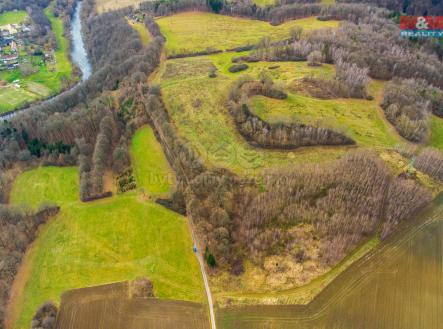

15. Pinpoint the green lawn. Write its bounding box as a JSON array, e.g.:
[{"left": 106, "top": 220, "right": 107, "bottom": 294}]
[
  {"left": 0, "top": 10, "right": 27, "bottom": 25},
  {"left": 10, "top": 166, "right": 79, "bottom": 209},
  {"left": 157, "top": 12, "right": 339, "bottom": 55},
  {"left": 250, "top": 85, "right": 399, "bottom": 148},
  {"left": 156, "top": 53, "right": 401, "bottom": 175},
  {"left": 0, "top": 7, "right": 73, "bottom": 114},
  {"left": 9, "top": 130, "right": 204, "bottom": 329},
  {"left": 131, "top": 126, "right": 175, "bottom": 195},
  {"left": 0, "top": 85, "right": 38, "bottom": 113}
]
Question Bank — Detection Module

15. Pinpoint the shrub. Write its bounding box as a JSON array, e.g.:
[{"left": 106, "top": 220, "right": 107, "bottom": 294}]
[
  {"left": 31, "top": 301, "right": 58, "bottom": 329},
  {"left": 307, "top": 50, "right": 323, "bottom": 66},
  {"left": 128, "top": 277, "right": 155, "bottom": 298},
  {"left": 228, "top": 64, "right": 249, "bottom": 73}
]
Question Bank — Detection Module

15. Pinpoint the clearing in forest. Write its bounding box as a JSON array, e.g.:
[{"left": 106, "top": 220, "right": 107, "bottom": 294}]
[
  {"left": 156, "top": 12, "right": 339, "bottom": 56},
  {"left": 156, "top": 53, "right": 403, "bottom": 175},
  {"left": 131, "top": 126, "right": 175, "bottom": 195},
  {"left": 7, "top": 127, "right": 204, "bottom": 329}
]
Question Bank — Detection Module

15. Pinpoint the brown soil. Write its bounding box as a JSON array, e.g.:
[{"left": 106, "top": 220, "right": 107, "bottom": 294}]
[{"left": 55, "top": 282, "right": 210, "bottom": 329}]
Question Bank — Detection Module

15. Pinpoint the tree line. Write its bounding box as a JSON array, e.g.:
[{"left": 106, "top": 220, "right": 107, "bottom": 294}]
[
  {"left": 0, "top": 205, "right": 59, "bottom": 329},
  {"left": 226, "top": 75, "right": 355, "bottom": 149}
]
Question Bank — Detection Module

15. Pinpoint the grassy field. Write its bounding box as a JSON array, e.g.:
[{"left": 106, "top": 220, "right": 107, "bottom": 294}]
[
  {"left": 157, "top": 12, "right": 339, "bottom": 55},
  {"left": 127, "top": 18, "right": 151, "bottom": 46},
  {"left": 0, "top": 8, "right": 73, "bottom": 114},
  {"left": 250, "top": 82, "right": 398, "bottom": 148},
  {"left": 0, "top": 85, "right": 38, "bottom": 113},
  {"left": 131, "top": 126, "right": 175, "bottom": 195},
  {"left": 430, "top": 116, "right": 443, "bottom": 151},
  {"left": 156, "top": 53, "right": 402, "bottom": 175},
  {"left": 0, "top": 10, "right": 27, "bottom": 25},
  {"left": 8, "top": 128, "right": 204, "bottom": 329},
  {"left": 253, "top": 0, "right": 275, "bottom": 6},
  {"left": 10, "top": 166, "right": 79, "bottom": 209}
]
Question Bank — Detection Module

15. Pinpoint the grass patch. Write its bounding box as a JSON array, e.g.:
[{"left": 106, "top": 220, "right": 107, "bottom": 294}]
[
  {"left": 0, "top": 85, "right": 38, "bottom": 113},
  {"left": 253, "top": 0, "right": 276, "bottom": 6},
  {"left": 127, "top": 18, "right": 151, "bottom": 46},
  {"left": 0, "top": 10, "right": 27, "bottom": 25},
  {"left": 10, "top": 166, "right": 79, "bottom": 209},
  {"left": 157, "top": 12, "right": 339, "bottom": 55},
  {"left": 131, "top": 126, "right": 176, "bottom": 195},
  {"left": 9, "top": 130, "right": 204, "bottom": 329},
  {"left": 430, "top": 115, "right": 443, "bottom": 151}
]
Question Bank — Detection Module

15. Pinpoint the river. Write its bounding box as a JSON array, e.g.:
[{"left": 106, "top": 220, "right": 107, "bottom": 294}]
[
  {"left": 218, "top": 194, "right": 443, "bottom": 329},
  {"left": 71, "top": 1, "right": 92, "bottom": 81}
]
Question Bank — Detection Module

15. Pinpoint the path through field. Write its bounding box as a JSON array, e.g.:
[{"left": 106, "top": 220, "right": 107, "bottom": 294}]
[{"left": 190, "top": 227, "right": 217, "bottom": 329}]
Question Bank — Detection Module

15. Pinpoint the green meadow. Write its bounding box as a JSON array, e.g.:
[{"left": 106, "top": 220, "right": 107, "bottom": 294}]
[
  {"left": 156, "top": 12, "right": 339, "bottom": 55},
  {"left": 8, "top": 128, "right": 204, "bottom": 329},
  {"left": 156, "top": 53, "right": 403, "bottom": 175},
  {"left": 0, "top": 10, "right": 27, "bottom": 25},
  {"left": 131, "top": 126, "right": 176, "bottom": 195}
]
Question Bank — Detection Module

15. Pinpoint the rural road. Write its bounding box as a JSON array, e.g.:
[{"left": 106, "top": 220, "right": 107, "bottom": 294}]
[{"left": 190, "top": 228, "right": 217, "bottom": 329}]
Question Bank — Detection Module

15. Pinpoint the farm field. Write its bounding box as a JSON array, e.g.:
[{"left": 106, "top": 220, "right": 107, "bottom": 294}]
[
  {"left": 55, "top": 282, "right": 210, "bottom": 329},
  {"left": 0, "top": 7, "right": 73, "bottom": 114},
  {"left": 156, "top": 53, "right": 403, "bottom": 175},
  {"left": 156, "top": 12, "right": 339, "bottom": 55},
  {"left": 131, "top": 126, "right": 175, "bottom": 195},
  {"left": 7, "top": 127, "right": 204, "bottom": 329},
  {"left": 216, "top": 197, "right": 443, "bottom": 329}
]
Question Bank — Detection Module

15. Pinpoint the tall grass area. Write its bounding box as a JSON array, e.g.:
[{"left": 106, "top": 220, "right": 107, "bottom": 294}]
[
  {"left": 131, "top": 126, "right": 176, "bottom": 195},
  {"left": 157, "top": 12, "right": 339, "bottom": 55},
  {"left": 8, "top": 128, "right": 204, "bottom": 329},
  {"left": 250, "top": 85, "right": 399, "bottom": 148},
  {"left": 157, "top": 53, "right": 402, "bottom": 175}
]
